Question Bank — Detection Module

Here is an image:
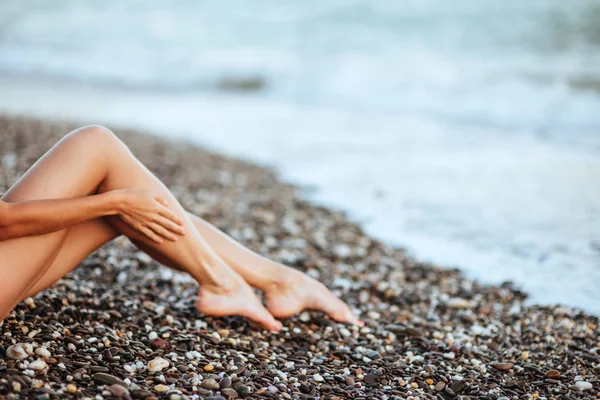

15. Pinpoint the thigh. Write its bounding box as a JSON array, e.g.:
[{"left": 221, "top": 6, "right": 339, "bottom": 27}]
[
  {"left": 22, "top": 218, "right": 119, "bottom": 300},
  {"left": 0, "top": 126, "right": 112, "bottom": 316}
]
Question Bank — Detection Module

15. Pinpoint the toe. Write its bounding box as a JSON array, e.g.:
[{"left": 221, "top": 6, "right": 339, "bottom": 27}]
[
  {"left": 246, "top": 303, "right": 283, "bottom": 332},
  {"left": 320, "top": 295, "right": 362, "bottom": 326}
]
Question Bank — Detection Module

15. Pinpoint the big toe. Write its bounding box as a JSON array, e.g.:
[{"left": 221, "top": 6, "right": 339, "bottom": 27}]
[
  {"left": 321, "top": 296, "right": 363, "bottom": 326},
  {"left": 245, "top": 303, "right": 283, "bottom": 332}
]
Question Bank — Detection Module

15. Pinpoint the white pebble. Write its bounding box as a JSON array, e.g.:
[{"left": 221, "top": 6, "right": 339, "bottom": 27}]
[
  {"left": 148, "top": 357, "right": 170, "bottom": 373},
  {"left": 446, "top": 298, "right": 470, "bottom": 309},
  {"left": 299, "top": 312, "right": 310, "bottom": 322},
  {"left": 313, "top": 373, "right": 324, "bottom": 382},
  {"left": 35, "top": 347, "right": 51, "bottom": 358},
  {"left": 443, "top": 352, "right": 456, "bottom": 360},
  {"left": 6, "top": 343, "right": 33, "bottom": 360},
  {"left": 148, "top": 331, "right": 158, "bottom": 341},
  {"left": 28, "top": 359, "right": 48, "bottom": 371},
  {"left": 339, "top": 328, "right": 351, "bottom": 337},
  {"left": 575, "top": 381, "right": 593, "bottom": 391}
]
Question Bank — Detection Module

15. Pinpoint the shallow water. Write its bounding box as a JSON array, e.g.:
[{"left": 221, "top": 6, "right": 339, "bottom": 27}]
[{"left": 1, "top": 0, "right": 599, "bottom": 314}]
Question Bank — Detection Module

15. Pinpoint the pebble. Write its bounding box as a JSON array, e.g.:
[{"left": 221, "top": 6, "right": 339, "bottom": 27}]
[
  {"left": 237, "top": 385, "right": 251, "bottom": 397},
  {"left": 150, "top": 338, "right": 171, "bottom": 350},
  {"left": 575, "top": 381, "right": 593, "bottom": 391},
  {"left": 108, "top": 384, "right": 131, "bottom": 399},
  {"left": 92, "top": 373, "right": 127, "bottom": 387},
  {"left": 313, "top": 373, "right": 324, "bottom": 382},
  {"left": 66, "top": 384, "right": 77, "bottom": 394},
  {"left": 148, "top": 357, "right": 169, "bottom": 373},
  {"left": 28, "top": 359, "right": 48, "bottom": 371},
  {"left": 219, "top": 376, "right": 232, "bottom": 389},
  {"left": 201, "top": 378, "right": 220, "bottom": 390},
  {"left": 221, "top": 388, "right": 238, "bottom": 398},
  {"left": 6, "top": 343, "right": 33, "bottom": 359},
  {"left": 545, "top": 370, "right": 561, "bottom": 379},
  {"left": 154, "top": 384, "right": 170, "bottom": 393},
  {"left": 493, "top": 362, "right": 514, "bottom": 371},
  {"left": 35, "top": 347, "right": 51, "bottom": 358}
]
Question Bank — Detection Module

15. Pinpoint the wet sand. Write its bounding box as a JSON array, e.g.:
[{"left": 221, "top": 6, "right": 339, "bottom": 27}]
[{"left": 0, "top": 115, "right": 598, "bottom": 399}]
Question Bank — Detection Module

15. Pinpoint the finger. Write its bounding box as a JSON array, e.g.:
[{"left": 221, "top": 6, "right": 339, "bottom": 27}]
[
  {"left": 157, "top": 216, "right": 186, "bottom": 236},
  {"left": 141, "top": 226, "right": 163, "bottom": 244},
  {"left": 157, "top": 203, "right": 184, "bottom": 226},
  {"left": 153, "top": 195, "right": 169, "bottom": 207},
  {"left": 149, "top": 222, "right": 178, "bottom": 241}
]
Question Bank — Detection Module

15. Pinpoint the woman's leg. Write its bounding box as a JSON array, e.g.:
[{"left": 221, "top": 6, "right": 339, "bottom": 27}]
[
  {"left": 1, "top": 126, "right": 280, "bottom": 330},
  {"left": 19, "top": 210, "right": 359, "bottom": 325},
  {"left": 21, "top": 219, "right": 119, "bottom": 299}
]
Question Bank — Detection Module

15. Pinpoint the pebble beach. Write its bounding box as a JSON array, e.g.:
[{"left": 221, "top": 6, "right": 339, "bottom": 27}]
[{"left": 0, "top": 115, "right": 599, "bottom": 400}]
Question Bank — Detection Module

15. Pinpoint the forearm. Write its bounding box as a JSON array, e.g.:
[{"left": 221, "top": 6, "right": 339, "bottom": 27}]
[{"left": 0, "top": 192, "right": 121, "bottom": 240}]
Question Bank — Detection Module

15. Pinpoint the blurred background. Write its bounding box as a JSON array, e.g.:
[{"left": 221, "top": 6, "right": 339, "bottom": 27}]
[{"left": 0, "top": 0, "right": 599, "bottom": 314}]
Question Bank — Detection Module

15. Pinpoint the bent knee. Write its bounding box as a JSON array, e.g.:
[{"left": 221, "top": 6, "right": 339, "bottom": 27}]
[{"left": 66, "top": 125, "right": 127, "bottom": 153}]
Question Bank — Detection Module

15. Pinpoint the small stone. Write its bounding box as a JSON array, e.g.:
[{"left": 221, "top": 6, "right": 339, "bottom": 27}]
[
  {"left": 446, "top": 298, "right": 470, "bottom": 309},
  {"left": 66, "top": 384, "right": 77, "bottom": 394},
  {"left": 299, "top": 311, "right": 310, "bottom": 322},
  {"left": 545, "top": 370, "right": 560, "bottom": 379},
  {"left": 404, "top": 327, "right": 424, "bottom": 337},
  {"left": 313, "top": 373, "right": 324, "bottom": 382},
  {"left": 35, "top": 347, "right": 51, "bottom": 358},
  {"left": 201, "top": 378, "right": 220, "bottom": 390},
  {"left": 366, "top": 351, "right": 380, "bottom": 359},
  {"left": 6, "top": 343, "right": 33, "bottom": 359},
  {"left": 150, "top": 338, "right": 171, "bottom": 351},
  {"left": 443, "top": 352, "right": 455, "bottom": 360},
  {"left": 109, "top": 384, "right": 131, "bottom": 399},
  {"left": 493, "top": 363, "right": 514, "bottom": 371},
  {"left": 204, "top": 364, "right": 214, "bottom": 372},
  {"left": 92, "top": 373, "right": 127, "bottom": 387},
  {"left": 364, "top": 374, "right": 378, "bottom": 386},
  {"left": 435, "top": 381, "right": 446, "bottom": 391},
  {"left": 221, "top": 388, "right": 238, "bottom": 398},
  {"left": 237, "top": 385, "right": 251, "bottom": 397},
  {"left": 29, "top": 359, "right": 48, "bottom": 371},
  {"left": 12, "top": 382, "right": 21, "bottom": 392},
  {"left": 219, "top": 376, "right": 232, "bottom": 389},
  {"left": 148, "top": 331, "right": 158, "bottom": 341},
  {"left": 339, "top": 328, "right": 351, "bottom": 337},
  {"left": 154, "top": 384, "right": 170, "bottom": 393},
  {"left": 575, "top": 381, "right": 593, "bottom": 391},
  {"left": 148, "top": 357, "right": 169, "bottom": 373},
  {"left": 520, "top": 351, "right": 529, "bottom": 360}
]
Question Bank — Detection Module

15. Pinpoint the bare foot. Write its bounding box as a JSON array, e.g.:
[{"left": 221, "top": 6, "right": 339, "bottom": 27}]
[
  {"left": 197, "top": 278, "right": 283, "bottom": 332},
  {"left": 264, "top": 267, "right": 363, "bottom": 326}
]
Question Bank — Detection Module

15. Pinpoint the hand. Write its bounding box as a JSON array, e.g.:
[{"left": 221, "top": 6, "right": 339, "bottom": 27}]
[{"left": 115, "top": 189, "right": 185, "bottom": 244}]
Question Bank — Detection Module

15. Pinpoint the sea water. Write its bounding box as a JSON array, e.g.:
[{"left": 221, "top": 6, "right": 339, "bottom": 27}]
[{"left": 0, "top": 0, "right": 599, "bottom": 314}]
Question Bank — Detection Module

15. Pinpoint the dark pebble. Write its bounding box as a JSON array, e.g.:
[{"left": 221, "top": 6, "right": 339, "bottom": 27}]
[{"left": 92, "top": 373, "right": 127, "bottom": 387}]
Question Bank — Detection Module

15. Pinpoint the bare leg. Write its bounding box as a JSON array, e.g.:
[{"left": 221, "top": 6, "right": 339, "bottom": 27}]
[
  {"left": 19, "top": 210, "right": 359, "bottom": 325},
  {"left": 0, "top": 126, "right": 281, "bottom": 330}
]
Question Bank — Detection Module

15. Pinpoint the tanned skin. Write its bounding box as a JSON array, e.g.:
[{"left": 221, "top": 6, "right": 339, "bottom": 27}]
[{"left": 0, "top": 126, "right": 361, "bottom": 329}]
